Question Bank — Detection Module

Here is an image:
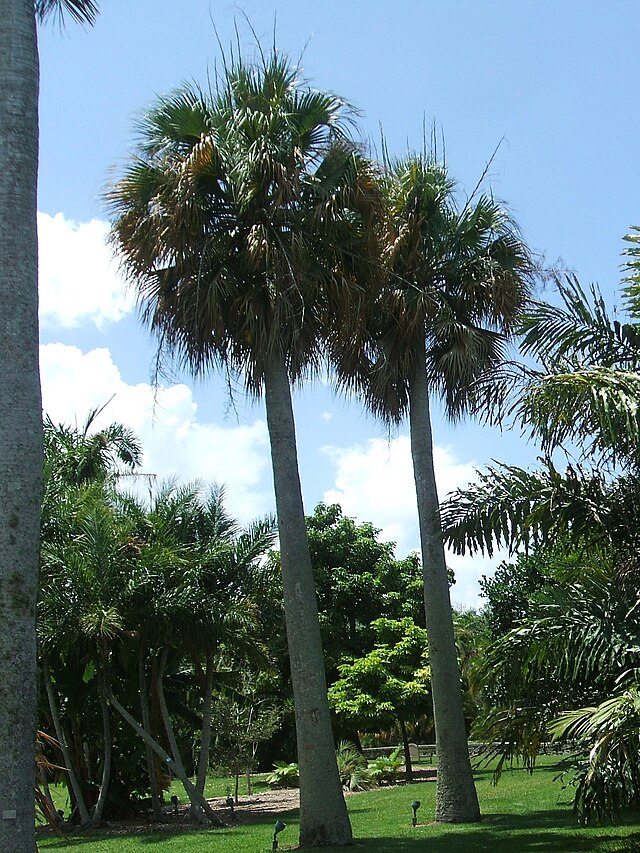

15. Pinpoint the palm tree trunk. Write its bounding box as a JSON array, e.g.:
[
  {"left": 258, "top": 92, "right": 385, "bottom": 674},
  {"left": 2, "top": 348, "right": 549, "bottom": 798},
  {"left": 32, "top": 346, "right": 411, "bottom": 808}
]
[
  {"left": 398, "top": 717, "right": 413, "bottom": 782},
  {"left": 91, "top": 674, "right": 112, "bottom": 826},
  {"left": 42, "top": 663, "right": 91, "bottom": 827},
  {"left": 105, "top": 684, "right": 222, "bottom": 826},
  {"left": 263, "top": 352, "right": 352, "bottom": 848},
  {"left": 138, "top": 642, "right": 161, "bottom": 820},
  {"left": 195, "top": 651, "right": 215, "bottom": 796},
  {"left": 408, "top": 339, "right": 480, "bottom": 823},
  {"left": 0, "top": 2, "right": 43, "bottom": 850}
]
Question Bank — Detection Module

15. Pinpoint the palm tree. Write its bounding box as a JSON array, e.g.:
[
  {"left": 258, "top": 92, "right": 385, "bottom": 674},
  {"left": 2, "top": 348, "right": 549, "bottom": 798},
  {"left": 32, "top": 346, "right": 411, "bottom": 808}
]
[
  {"left": 0, "top": 4, "right": 97, "bottom": 847},
  {"left": 117, "top": 480, "right": 276, "bottom": 822},
  {"left": 107, "top": 48, "right": 380, "bottom": 846},
  {"left": 441, "top": 275, "right": 640, "bottom": 561},
  {"left": 440, "top": 267, "right": 640, "bottom": 821},
  {"left": 336, "top": 156, "right": 533, "bottom": 822}
]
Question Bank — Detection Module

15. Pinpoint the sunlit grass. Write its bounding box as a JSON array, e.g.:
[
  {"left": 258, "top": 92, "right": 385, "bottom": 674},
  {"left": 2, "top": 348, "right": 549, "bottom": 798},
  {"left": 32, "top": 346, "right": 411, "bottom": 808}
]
[{"left": 37, "top": 758, "right": 640, "bottom": 852}]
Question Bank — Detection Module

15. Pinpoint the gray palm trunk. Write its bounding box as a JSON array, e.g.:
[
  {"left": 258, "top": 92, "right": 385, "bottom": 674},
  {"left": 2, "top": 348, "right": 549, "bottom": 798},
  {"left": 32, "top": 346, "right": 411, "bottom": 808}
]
[
  {"left": 91, "top": 674, "right": 112, "bottom": 826},
  {"left": 0, "top": 6, "right": 43, "bottom": 849},
  {"left": 156, "top": 647, "right": 211, "bottom": 825},
  {"left": 195, "top": 651, "right": 215, "bottom": 797},
  {"left": 42, "top": 663, "right": 91, "bottom": 826},
  {"left": 408, "top": 341, "right": 480, "bottom": 823},
  {"left": 138, "top": 642, "right": 161, "bottom": 820},
  {"left": 106, "top": 684, "right": 222, "bottom": 825},
  {"left": 263, "top": 353, "right": 352, "bottom": 848}
]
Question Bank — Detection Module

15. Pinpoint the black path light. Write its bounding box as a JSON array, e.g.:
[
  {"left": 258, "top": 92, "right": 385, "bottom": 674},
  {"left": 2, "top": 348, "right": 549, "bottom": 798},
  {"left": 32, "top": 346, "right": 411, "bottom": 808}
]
[
  {"left": 225, "top": 796, "right": 235, "bottom": 818},
  {"left": 411, "top": 799, "right": 421, "bottom": 827},
  {"left": 272, "top": 818, "right": 287, "bottom": 850}
]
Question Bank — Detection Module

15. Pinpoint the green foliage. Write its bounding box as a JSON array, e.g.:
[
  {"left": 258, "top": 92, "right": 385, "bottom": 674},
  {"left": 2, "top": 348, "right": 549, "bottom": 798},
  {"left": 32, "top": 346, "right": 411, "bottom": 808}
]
[
  {"left": 38, "top": 416, "right": 279, "bottom": 818},
  {"left": 329, "top": 618, "right": 430, "bottom": 731},
  {"left": 479, "top": 548, "right": 568, "bottom": 638},
  {"left": 303, "top": 503, "right": 424, "bottom": 673},
  {"left": 210, "top": 691, "right": 280, "bottom": 780},
  {"left": 335, "top": 741, "right": 378, "bottom": 791},
  {"left": 265, "top": 760, "right": 300, "bottom": 789},
  {"left": 366, "top": 746, "right": 405, "bottom": 786},
  {"left": 550, "top": 686, "right": 640, "bottom": 824}
]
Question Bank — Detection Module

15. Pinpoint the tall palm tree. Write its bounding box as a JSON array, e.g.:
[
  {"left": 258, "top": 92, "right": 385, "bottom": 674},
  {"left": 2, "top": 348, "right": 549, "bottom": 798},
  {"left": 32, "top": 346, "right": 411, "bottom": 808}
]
[
  {"left": 0, "top": 3, "right": 97, "bottom": 848},
  {"left": 336, "top": 156, "right": 533, "bottom": 822},
  {"left": 107, "top": 49, "right": 380, "bottom": 846}
]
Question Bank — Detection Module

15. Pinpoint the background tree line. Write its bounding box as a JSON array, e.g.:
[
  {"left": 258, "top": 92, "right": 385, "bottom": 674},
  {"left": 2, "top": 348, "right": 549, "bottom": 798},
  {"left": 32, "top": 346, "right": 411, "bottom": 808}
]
[{"left": 39, "top": 412, "right": 472, "bottom": 824}]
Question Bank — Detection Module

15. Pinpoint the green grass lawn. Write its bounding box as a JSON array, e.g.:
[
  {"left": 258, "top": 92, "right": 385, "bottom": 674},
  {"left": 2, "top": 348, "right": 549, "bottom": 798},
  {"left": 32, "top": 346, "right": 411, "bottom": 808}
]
[{"left": 37, "top": 759, "right": 640, "bottom": 852}]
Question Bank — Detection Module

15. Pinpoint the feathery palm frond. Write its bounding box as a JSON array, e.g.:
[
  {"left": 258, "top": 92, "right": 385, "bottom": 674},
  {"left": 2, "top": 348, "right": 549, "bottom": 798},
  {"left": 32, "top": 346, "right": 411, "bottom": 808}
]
[
  {"left": 35, "top": 0, "right": 98, "bottom": 25},
  {"left": 441, "top": 462, "right": 617, "bottom": 557},
  {"left": 521, "top": 274, "right": 640, "bottom": 370}
]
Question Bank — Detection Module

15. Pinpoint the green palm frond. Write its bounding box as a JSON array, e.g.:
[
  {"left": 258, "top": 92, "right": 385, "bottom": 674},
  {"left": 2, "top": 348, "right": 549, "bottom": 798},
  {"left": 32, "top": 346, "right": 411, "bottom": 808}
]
[
  {"left": 35, "top": 0, "right": 98, "bottom": 25},
  {"left": 518, "top": 367, "right": 640, "bottom": 466},
  {"left": 108, "top": 50, "right": 380, "bottom": 396},
  {"left": 521, "top": 274, "right": 640, "bottom": 370},
  {"left": 549, "top": 685, "right": 640, "bottom": 823},
  {"left": 622, "top": 226, "right": 640, "bottom": 319},
  {"left": 333, "top": 154, "right": 533, "bottom": 424},
  {"left": 441, "top": 462, "right": 616, "bottom": 557}
]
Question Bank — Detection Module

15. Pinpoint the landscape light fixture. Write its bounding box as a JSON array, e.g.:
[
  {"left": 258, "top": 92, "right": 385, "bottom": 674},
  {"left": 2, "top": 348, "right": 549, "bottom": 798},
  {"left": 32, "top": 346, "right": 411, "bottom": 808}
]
[
  {"left": 225, "top": 796, "right": 235, "bottom": 816},
  {"left": 411, "top": 799, "right": 421, "bottom": 827},
  {"left": 170, "top": 795, "right": 179, "bottom": 816},
  {"left": 272, "top": 818, "right": 287, "bottom": 850}
]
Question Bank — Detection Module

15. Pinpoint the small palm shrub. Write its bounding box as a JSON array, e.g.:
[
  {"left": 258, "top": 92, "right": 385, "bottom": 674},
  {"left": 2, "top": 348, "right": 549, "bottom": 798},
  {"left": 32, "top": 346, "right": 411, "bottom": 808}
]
[
  {"left": 335, "top": 741, "right": 378, "bottom": 791},
  {"left": 367, "top": 746, "right": 405, "bottom": 785},
  {"left": 266, "top": 760, "right": 299, "bottom": 789}
]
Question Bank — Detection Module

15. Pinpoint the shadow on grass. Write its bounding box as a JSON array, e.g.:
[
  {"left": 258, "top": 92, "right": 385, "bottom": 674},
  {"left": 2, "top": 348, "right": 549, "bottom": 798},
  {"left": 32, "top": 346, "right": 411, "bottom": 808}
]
[
  {"left": 37, "top": 807, "right": 303, "bottom": 848},
  {"left": 348, "top": 830, "right": 640, "bottom": 853},
  {"left": 37, "top": 803, "right": 640, "bottom": 852}
]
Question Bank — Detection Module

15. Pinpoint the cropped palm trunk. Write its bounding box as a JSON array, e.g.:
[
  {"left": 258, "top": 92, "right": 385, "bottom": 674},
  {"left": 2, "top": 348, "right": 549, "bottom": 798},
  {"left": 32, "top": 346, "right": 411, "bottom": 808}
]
[
  {"left": 106, "top": 684, "right": 222, "bottom": 825},
  {"left": 264, "top": 353, "right": 352, "bottom": 848},
  {"left": 91, "top": 674, "right": 112, "bottom": 826},
  {"left": 138, "top": 641, "right": 161, "bottom": 820},
  {"left": 42, "top": 663, "right": 91, "bottom": 826},
  {"left": 195, "top": 651, "right": 215, "bottom": 797},
  {"left": 0, "top": 2, "right": 43, "bottom": 850},
  {"left": 408, "top": 340, "right": 480, "bottom": 823}
]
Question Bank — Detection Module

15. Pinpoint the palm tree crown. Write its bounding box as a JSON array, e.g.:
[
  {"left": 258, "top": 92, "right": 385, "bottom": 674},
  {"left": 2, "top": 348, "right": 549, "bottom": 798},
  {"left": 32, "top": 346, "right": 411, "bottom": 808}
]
[
  {"left": 353, "top": 156, "right": 534, "bottom": 420},
  {"left": 108, "top": 51, "right": 379, "bottom": 392}
]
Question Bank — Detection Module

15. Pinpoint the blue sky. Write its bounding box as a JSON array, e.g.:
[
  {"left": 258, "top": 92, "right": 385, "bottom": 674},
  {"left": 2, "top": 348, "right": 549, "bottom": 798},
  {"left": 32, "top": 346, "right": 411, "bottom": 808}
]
[{"left": 35, "top": 1, "right": 640, "bottom": 606}]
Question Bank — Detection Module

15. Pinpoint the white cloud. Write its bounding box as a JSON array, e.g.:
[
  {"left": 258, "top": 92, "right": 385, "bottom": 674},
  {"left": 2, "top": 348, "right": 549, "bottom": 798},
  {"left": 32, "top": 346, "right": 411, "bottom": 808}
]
[
  {"left": 38, "top": 212, "right": 135, "bottom": 328},
  {"left": 322, "top": 435, "right": 502, "bottom": 608},
  {"left": 40, "top": 343, "right": 272, "bottom": 523}
]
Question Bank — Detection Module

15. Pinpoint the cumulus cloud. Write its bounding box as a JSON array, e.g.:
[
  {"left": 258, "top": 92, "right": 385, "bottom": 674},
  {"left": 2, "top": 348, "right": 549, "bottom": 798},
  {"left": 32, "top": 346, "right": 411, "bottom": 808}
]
[
  {"left": 40, "top": 343, "right": 272, "bottom": 523},
  {"left": 322, "top": 435, "right": 501, "bottom": 608},
  {"left": 38, "top": 212, "right": 135, "bottom": 328}
]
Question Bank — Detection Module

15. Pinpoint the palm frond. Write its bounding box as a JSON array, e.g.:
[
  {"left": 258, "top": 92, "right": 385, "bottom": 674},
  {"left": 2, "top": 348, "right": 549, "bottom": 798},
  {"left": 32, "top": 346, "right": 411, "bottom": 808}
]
[
  {"left": 35, "top": 0, "right": 98, "bottom": 25},
  {"left": 441, "top": 462, "right": 615, "bottom": 557}
]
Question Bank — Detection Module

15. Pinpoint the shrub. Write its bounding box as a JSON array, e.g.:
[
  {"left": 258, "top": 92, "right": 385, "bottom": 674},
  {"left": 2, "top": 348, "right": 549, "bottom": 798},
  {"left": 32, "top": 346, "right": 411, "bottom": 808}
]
[
  {"left": 367, "top": 746, "right": 404, "bottom": 785},
  {"left": 265, "top": 760, "right": 299, "bottom": 789},
  {"left": 336, "top": 741, "right": 378, "bottom": 791}
]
